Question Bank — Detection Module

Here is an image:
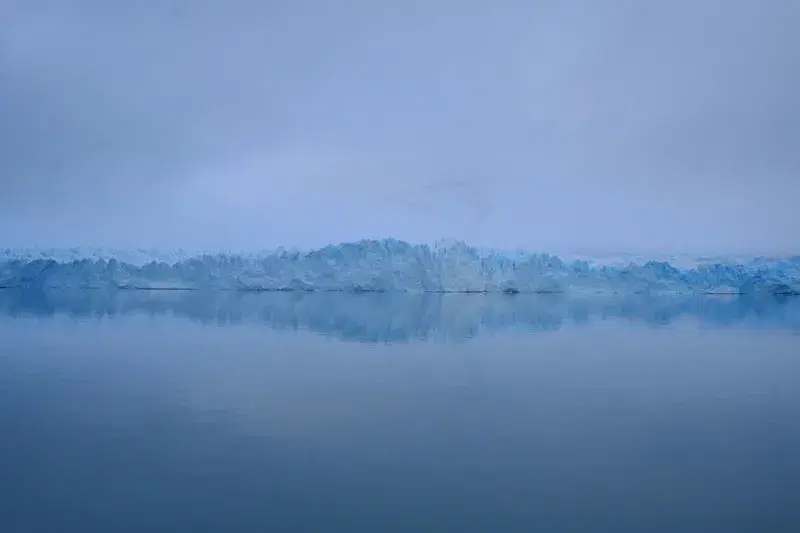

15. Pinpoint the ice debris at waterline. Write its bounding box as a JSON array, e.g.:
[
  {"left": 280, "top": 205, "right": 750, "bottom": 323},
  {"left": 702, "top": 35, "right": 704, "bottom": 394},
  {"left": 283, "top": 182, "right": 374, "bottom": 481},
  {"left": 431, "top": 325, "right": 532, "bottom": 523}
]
[{"left": 1, "top": 240, "right": 798, "bottom": 295}]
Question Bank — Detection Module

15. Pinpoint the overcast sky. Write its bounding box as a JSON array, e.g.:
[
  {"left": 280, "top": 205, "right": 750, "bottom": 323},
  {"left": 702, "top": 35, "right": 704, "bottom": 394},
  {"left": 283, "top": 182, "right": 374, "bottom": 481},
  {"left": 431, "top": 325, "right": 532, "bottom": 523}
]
[{"left": 1, "top": 0, "right": 798, "bottom": 253}]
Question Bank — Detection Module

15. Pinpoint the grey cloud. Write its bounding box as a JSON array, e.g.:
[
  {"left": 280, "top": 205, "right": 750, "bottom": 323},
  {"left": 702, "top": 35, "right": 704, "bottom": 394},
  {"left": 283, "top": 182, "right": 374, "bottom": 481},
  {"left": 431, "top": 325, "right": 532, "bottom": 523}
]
[{"left": 1, "top": 0, "right": 798, "bottom": 252}]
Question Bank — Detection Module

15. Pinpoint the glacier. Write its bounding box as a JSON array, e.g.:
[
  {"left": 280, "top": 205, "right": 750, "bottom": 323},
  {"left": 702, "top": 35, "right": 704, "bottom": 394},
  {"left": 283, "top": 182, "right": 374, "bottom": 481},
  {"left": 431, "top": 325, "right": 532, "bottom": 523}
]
[{"left": 1, "top": 239, "right": 799, "bottom": 295}]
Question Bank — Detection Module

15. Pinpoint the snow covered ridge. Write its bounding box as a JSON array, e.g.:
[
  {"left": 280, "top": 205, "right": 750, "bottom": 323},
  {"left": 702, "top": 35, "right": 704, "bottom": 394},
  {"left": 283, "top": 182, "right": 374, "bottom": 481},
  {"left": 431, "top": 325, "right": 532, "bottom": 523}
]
[{"left": 1, "top": 239, "right": 799, "bottom": 294}]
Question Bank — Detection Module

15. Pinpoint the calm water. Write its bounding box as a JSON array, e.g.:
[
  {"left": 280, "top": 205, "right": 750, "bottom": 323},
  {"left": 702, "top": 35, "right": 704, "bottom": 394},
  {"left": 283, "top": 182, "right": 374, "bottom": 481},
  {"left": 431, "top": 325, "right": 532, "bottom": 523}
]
[{"left": 1, "top": 291, "right": 799, "bottom": 532}]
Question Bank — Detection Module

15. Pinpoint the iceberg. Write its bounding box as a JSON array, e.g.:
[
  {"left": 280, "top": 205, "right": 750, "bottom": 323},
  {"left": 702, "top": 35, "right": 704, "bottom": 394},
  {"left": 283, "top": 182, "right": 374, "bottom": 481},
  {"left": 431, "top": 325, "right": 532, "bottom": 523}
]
[{"left": 1, "top": 239, "right": 798, "bottom": 295}]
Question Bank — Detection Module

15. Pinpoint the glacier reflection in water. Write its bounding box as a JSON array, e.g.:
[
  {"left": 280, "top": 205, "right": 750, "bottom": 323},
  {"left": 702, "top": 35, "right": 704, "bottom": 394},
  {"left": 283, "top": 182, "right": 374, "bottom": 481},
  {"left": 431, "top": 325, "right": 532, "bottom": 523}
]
[{"left": 1, "top": 289, "right": 797, "bottom": 342}]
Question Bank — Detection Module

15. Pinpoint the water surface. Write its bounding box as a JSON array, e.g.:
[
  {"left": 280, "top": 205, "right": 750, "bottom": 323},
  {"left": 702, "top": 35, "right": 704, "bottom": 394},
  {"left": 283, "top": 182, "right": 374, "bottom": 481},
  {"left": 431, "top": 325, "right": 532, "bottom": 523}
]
[{"left": 1, "top": 292, "right": 798, "bottom": 532}]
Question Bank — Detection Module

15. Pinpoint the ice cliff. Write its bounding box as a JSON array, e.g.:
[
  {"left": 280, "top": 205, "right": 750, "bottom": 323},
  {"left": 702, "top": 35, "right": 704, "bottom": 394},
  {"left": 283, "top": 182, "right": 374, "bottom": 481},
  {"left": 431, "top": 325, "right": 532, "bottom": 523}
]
[{"left": 1, "top": 239, "right": 798, "bottom": 295}]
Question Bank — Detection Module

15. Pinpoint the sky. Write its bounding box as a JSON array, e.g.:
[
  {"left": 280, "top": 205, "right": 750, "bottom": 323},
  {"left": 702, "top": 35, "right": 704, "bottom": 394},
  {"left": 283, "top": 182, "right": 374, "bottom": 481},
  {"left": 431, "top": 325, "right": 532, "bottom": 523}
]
[{"left": 1, "top": 0, "right": 798, "bottom": 253}]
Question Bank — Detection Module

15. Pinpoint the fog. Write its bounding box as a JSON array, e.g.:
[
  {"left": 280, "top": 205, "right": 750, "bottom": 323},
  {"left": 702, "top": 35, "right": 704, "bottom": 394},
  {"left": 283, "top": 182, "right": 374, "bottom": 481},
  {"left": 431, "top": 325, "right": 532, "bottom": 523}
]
[{"left": 1, "top": 0, "right": 798, "bottom": 253}]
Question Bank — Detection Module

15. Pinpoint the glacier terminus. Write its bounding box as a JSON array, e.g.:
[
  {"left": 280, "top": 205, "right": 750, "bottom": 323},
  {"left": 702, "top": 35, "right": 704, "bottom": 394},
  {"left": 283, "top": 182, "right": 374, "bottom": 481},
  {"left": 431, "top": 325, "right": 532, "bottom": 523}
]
[{"left": 1, "top": 239, "right": 798, "bottom": 295}]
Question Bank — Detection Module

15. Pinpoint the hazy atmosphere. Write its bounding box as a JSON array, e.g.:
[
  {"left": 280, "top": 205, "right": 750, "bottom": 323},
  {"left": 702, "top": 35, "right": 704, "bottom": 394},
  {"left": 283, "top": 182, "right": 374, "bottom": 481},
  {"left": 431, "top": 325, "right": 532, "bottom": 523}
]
[{"left": 1, "top": 0, "right": 798, "bottom": 253}]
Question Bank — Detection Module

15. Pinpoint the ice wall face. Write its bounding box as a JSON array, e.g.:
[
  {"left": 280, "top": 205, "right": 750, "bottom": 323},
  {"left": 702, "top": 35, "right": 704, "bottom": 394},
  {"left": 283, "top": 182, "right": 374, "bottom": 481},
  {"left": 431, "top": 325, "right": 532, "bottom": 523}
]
[{"left": 1, "top": 239, "right": 798, "bottom": 294}]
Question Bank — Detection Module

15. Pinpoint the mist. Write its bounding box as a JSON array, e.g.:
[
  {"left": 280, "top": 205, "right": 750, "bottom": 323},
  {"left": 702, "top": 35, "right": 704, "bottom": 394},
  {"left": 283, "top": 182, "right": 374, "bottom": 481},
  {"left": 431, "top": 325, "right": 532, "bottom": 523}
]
[{"left": 1, "top": 0, "right": 798, "bottom": 253}]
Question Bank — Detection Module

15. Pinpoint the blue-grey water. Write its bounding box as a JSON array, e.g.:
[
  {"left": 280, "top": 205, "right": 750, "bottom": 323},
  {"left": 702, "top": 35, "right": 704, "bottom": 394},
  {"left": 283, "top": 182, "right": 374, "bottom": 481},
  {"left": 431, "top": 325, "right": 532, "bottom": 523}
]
[{"left": 1, "top": 290, "right": 799, "bottom": 532}]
